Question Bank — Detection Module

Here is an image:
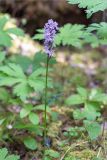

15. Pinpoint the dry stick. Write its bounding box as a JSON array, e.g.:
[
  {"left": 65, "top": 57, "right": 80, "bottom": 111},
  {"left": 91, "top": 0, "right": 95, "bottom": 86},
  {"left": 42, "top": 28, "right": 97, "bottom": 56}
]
[
  {"left": 97, "top": 147, "right": 102, "bottom": 158},
  {"left": 103, "top": 142, "right": 107, "bottom": 159},
  {"left": 60, "top": 141, "right": 88, "bottom": 160}
]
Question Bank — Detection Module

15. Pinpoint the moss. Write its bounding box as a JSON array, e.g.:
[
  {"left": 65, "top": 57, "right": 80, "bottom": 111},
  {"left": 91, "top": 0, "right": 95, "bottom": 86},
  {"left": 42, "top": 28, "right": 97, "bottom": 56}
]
[
  {"left": 65, "top": 149, "right": 96, "bottom": 160},
  {"left": 47, "top": 121, "right": 62, "bottom": 138}
]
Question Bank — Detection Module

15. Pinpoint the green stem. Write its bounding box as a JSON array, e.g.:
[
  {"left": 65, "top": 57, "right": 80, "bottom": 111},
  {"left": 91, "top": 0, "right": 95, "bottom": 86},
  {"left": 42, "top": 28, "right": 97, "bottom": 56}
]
[{"left": 44, "top": 56, "right": 50, "bottom": 140}]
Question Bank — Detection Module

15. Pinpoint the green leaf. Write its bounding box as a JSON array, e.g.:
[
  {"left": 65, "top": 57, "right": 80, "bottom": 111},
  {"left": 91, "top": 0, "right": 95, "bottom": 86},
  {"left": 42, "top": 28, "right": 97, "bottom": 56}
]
[
  {"left": 13, "top": 81, "right": 32, "bottom": 101},
  {"left": 0, "top": 148, "right": 8, "bottom": 159},
  {"left": 0, "top": 63, "right": 46, "bottom": 100},
  {"left": 77, "top": 87, "right": 88, "bottom": 99},
  {"left": 0, "top": 16, "right": 8, "bottom": 30},
  {"left": 0, "top": 31, "right": 12, "bottom": 47},
  {"left": 0, "top": 77, "right": 21, "bottom": 86},
  {"left": 5, "top": 155, "right": 20, "bottom": 160},
  {"left": 0, "top": 63, "right": 25, "bottom": 78},
  {"left": 29, "top": 112, "right": 39, "bottom": 125},
  {"left": 73, "top": 109, "right": 85, "bottom": 120},
  {"left": 33, "top": 29, "right": 44, "bottom": 40},
  {"left": 0, "top": 148, "right": 20, "bottom": 160},
  {"left": 14, "top": 123, "right": 42, "bottom": 135},
  {"left": 84, "top": 121, "right": 101, "bottom": 140},
  {"left": 43, "top": 157, "right": 51, "bottom": 160},
  {"left": 29, "top": 68, "right": 46, "bottom": 78},
  {"left": 0, "top": 118, "right": 5, "bottom": 125},
  {"left": 66, "top": 94, "right": 85, "bottom": 105},
  {"left": 33, "top": 104, "right": 51, "bottom": 113},
  {"left": 92, "top": 157, "right": 103, "bottom": 160},
  {"left": 0, "top": 16, "right": 24, "bottom": 47},
  {"left": 0, "top": 63, "right": 30, "bottom": 100},
  {"left": 45, "top": 149, "right": 60, "bottom": 158},
  {"left": 83, "top": 103, "right": 101, "bottom": 120},
  {"left": 23, "top": 137, "right": 37, "bottom": 150},
  {"left": 91, "top": 93, "right": 107, "bottom": 103},
  {"left": 20, "top": 105, "right": 33, "bottom": 118},
  {"left": 32, "top": 52, "right": 47, "bottom": 69},
  {"left": 55, "top": 24, "right": 84, "bottom": 47},
  {"left": 87, "top": 23, "right": 107, "bottom": 46},
  {"left": 7, "top": 28, "right": 24, "bottom": 36},
  {"left": 9, "top": 55, "right": 32, "bottom": 72},
  {"left": 67, "top": 0, "right": 107, "bottom": 17},
  {"left": 28, "top": 79, "right": 44, "bottom": 92},
  {"left": 0, "top": 88, "right": 10, "bottom": 102},
  {"left": 0, "top": 52, "right": 5, "bottom": 62}
]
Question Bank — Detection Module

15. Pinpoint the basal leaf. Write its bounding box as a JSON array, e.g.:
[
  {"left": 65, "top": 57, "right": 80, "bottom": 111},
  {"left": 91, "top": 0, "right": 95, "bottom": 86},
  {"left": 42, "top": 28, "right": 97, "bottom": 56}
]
[
  {"left": 66, "top": 94, "right": 85, "bottom": 105},
  {"left": 23, "top": 137, "right": 37, "bottom": 150},
  {"left": 20, "top": 105, "right": 32, "bottom": 118},
  {"left": 84, "top": 121, "right": 101, "bottom": 140},
  {"left": 29, "top": 112, "right": 39, "bottom": 125}
]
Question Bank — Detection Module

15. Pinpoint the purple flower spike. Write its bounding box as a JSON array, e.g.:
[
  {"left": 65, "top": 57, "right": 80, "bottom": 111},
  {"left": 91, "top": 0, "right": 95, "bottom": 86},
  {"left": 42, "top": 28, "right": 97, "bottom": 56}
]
[{"left": 44, "top": 19, "right": 58, "bottom": 57}]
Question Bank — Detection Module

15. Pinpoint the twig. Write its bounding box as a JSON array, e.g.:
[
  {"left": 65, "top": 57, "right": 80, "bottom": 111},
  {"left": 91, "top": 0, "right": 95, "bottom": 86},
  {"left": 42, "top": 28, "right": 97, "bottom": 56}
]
[{"left": 97, "top": 147, "right": 102, "bottom": 158}]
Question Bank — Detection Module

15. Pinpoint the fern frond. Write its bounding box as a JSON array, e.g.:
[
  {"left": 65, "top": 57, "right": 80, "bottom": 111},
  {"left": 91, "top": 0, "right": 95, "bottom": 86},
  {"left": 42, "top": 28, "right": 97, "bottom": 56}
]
[{"left": 67, "top": 0, "right": 107, "bottom": 17}]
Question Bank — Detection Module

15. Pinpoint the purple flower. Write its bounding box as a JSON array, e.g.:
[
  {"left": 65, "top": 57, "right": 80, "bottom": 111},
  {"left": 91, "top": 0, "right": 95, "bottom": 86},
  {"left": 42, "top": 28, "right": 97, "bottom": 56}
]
[{"left": 44, "top": 19, "right": 58, "bottom": 57}]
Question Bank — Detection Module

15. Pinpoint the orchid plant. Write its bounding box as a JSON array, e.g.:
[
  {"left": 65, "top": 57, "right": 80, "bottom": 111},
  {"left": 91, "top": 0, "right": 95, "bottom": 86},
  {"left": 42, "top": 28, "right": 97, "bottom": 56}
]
[{"left": 43, "top": 19, "right": 58, "bottom": 145}]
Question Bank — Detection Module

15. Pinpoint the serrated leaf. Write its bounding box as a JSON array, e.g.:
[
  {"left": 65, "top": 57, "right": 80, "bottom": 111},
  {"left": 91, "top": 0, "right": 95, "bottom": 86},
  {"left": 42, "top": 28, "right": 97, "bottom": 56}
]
[
  {"left": 87, "top": 23, "right": 107, "bottom": 46},
  {"left": 34, "top": 24, "right": 85, "bottom": 47},
  {"left": 0, "top": 148, "right": 20, "bottom": 160},
  {"left": 55, "top": 24, "right": 84, "bottom": 47},
  {"left": 0, "top": 63, "right": 46, "bottom": 100},
  {"left": 0, "top": 16, "right": 8, "bottom": 30},
  {"left": 13, "top": 82, "right": 32, "bottom": 101},
  {"left": 29, "top": 68, "right": 46, "bottom": 78},
  {"left": 7, "top": 28, "right": 24, "bottom": 36},
  {"left": 0, "top": 16, "right": 24, "bottom": 47},
  {"left": 0, "top": 148, "right": 8, "bottom": 159},
  {"left": 9, "top": 55, "right": 32, "bottom": 72},
  {"left": 28, "top": 79, "right": 44, "bottom": 92},
  {"left": 0, "top": 77, "right": 21, "bottom": 86},
  {"left": 67, "top": 0, "right": 107, "bottom": 17},
  {"left": 33, "top": 29, "right": 44, "bottom": 40},
  {"left": 0, "top": 63, "right": 25, "bottom": 78}
]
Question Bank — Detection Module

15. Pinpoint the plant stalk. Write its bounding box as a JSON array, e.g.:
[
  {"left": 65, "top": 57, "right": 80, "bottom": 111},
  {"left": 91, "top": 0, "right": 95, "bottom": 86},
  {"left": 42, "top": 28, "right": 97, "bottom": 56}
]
[{"left": 44, "top": 56, "right": 50, "bottom": 141}]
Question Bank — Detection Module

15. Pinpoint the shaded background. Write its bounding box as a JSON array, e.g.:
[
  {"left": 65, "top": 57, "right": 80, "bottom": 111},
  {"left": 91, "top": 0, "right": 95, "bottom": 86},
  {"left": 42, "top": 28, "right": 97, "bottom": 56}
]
[{"left": 0, "top": 0, "right": 105, "bottom": 35}]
